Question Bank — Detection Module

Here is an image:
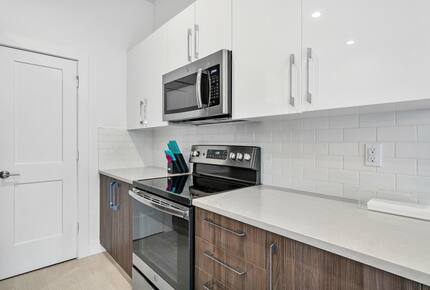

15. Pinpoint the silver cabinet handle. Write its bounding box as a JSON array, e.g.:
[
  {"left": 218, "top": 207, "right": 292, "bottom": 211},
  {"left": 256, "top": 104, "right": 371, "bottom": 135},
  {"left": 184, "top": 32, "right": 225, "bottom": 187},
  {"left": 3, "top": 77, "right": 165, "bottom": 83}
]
[
  {"left": 187, "top": 28, "right": 192, "bottom": 62},
  {"left": 289, "top": 54, "right": 295, "bottom": 107},
  {"left": 194, "top": 24, "right": 200, "bottom": 59},
  {"left": 111, "top": 182, "right": 119, "bottom": 211},
  {"left": 203, "top": 251, "right": 246, "bottom": 276},
  {"left": 306, "top": 48, "right": 313, "bottom": 104},
  {"left": 202, "top": 281, "right": 213, "bottom": 290},
  {"left": 196, "top": 68, "right": 203, "bottom": 109},
  {"left": 0, "top": 171, "right": 20, "bottom": 179},
  {"left": 108, "top": 181, "right": 114, "bottom": 209},
  {"left": 139, "top": 99, "right": 148, "bottom": 127},
  {"left": 269, "top": 242, "right": 278, "bottom": 290},
  {"left": 203, "top": 218, "right": 246, "bottom": 237}
]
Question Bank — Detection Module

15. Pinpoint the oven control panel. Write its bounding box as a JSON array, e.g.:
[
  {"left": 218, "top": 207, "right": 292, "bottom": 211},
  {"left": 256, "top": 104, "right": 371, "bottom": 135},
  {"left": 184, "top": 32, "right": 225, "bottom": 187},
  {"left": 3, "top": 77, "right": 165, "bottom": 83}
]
[{"left": 190, "top": 145, "right": 260, "bottom": 170}]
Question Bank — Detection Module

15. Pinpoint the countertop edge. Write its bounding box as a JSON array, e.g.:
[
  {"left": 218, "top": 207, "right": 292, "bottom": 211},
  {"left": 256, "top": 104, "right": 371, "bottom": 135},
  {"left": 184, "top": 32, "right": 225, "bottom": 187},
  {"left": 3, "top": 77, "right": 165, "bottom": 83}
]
[
  {"left": 192, "top": 199, "right": 430, "bottom": 286},
  {"left": 99, "top": 169, "right": 134, "bottom": 184}
]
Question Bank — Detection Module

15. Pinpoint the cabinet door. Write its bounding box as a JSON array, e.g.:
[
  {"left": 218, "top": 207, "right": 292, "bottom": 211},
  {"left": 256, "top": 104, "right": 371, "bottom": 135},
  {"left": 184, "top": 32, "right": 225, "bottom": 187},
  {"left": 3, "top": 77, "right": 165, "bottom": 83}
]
[
  {"left": 165, "top": 4, "right": 195, "bottom": 71},
  {"left": 195, "top": 0, "right": 231, "bottom": 60},
  {"left": 127, "top": 41, "right": 146, "bottom": 130},
  {"left": 302, "top": 0, "right": 430, "bottom": 111},
  {"left": 232, "top": 0, "right": 300, "bottom": 120},
  {"left": 111, "top": 180, "right": 132, "bottom": 276},
  {"left": 99, "top": 175, "right": 113, "bottom": 255},
  {"left": 127, "top": 28, "right": 168, "bottom": 129},
  {"left": 142, "top": 28, "right": 168, "bottom": 129}
]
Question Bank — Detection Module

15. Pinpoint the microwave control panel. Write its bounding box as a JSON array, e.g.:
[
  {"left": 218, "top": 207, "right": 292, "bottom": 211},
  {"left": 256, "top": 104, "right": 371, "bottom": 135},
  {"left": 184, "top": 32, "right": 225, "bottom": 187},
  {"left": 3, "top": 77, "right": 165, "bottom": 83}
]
[{"left": 208, "top": 65, "right": 220, "bottom": 106}]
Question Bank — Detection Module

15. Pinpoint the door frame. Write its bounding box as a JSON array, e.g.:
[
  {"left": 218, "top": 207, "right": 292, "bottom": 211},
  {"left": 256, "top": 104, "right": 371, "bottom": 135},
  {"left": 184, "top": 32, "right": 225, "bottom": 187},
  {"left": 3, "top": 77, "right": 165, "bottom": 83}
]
[{"left": 0, "top": 37, "right": 94, "bottom": 258}]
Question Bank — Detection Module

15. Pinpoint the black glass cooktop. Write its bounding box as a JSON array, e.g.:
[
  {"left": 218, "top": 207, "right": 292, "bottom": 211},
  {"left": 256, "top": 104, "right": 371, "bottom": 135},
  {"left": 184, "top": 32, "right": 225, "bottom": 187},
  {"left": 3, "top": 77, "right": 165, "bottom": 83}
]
[{"left": 133, "top": 174, "right": 250, "bottom": 206}]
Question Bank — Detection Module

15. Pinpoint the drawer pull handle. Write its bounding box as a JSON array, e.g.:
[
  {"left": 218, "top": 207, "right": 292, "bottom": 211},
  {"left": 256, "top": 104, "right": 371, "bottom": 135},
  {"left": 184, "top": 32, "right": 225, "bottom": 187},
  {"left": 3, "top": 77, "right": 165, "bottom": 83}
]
[
  {"left": 269, "top": 242, "right": 278, "bottom": 290},
  {"left": 203, "top": 251, "right": 246, "bottom": 276},
  {"left": 203, "top": 218, "right": 246, "bottom": 237},
  {"left": 202, "top": 281, "right": 218, "bottom": 290}
]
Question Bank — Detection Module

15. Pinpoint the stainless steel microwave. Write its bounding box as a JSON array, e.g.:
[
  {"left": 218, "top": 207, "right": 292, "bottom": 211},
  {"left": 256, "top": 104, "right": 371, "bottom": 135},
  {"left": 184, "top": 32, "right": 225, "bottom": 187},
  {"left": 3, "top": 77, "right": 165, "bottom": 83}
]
[{"left": 162, "top": 49, "right": 232, "bottom": 123}]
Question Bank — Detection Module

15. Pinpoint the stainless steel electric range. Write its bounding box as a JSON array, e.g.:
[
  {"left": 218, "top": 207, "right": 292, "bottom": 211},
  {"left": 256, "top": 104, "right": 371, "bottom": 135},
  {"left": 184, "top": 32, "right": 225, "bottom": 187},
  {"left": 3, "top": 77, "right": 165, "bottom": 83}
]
[{"left": 129, "top": 145, "right": 261, "bottom": 290}]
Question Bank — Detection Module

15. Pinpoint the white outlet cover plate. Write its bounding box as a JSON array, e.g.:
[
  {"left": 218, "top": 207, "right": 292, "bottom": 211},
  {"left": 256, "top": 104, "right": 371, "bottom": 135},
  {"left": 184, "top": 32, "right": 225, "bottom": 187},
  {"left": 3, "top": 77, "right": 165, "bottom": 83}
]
[{"left": 365, "top": 143, "right": 382, "bottom": 167}]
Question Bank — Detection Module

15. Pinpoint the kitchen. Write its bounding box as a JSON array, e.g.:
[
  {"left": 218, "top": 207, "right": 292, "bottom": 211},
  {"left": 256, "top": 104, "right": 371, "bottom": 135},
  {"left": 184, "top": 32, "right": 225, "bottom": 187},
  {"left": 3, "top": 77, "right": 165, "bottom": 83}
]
[{"left": 0, "top": 0, "right": 430, "bottom": 290}]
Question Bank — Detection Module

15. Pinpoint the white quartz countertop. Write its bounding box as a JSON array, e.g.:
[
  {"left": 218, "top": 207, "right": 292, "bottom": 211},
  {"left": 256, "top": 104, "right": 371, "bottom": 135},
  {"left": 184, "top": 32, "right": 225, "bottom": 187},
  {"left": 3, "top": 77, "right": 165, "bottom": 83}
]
[
  {"left": 192, "top": 185, "right": 430, "bottom": 286},
  {"left": 99, "top": 166, "right": 186, "bottom": 184}
]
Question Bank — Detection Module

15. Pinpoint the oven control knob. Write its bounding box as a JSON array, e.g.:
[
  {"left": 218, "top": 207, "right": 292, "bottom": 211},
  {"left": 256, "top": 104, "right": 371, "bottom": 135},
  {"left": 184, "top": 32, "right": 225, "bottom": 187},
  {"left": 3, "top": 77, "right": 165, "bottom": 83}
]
[
  {"left": 244, "top": 153, "right": 252, "bottom": 161},
  {"left": 229, "top": 152, "right": 236, "bottom": 160},
  {"left": 236, "top": 153, "right": 244, "bottom": 161},
  {"left": 192, "top": 150, "right": 200, "bottom": 157}
]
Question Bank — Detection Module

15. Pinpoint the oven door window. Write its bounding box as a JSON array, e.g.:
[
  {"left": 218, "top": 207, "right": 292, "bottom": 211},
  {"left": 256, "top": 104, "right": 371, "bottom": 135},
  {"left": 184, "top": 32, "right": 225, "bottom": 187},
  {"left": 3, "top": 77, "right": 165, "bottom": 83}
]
[{"left": 132, "top": 199, "right": 191, "bottom": 290}]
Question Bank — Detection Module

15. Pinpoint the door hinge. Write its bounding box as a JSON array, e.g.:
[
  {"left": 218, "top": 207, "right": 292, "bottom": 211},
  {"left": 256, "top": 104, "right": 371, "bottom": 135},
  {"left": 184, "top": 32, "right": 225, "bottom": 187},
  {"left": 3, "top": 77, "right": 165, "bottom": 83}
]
[
  {"left": 76, "top": 75, "right": 80, "bottom": 89},
  {"left": 76, "top": 150, "right": 80, "bottom": 162},
  {"left": 77, "top": 222, "right": 80, "bottom": 234}
]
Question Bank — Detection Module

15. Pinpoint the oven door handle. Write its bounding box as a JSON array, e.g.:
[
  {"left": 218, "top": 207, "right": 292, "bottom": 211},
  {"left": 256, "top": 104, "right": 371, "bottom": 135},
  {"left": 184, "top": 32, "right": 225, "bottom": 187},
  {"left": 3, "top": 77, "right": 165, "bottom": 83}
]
[
  {"left": 195, "top": 68, "right": 203, "bottom": 109},
  {"left": 129, "top": 190, "right": 189, "bottom": 220}
]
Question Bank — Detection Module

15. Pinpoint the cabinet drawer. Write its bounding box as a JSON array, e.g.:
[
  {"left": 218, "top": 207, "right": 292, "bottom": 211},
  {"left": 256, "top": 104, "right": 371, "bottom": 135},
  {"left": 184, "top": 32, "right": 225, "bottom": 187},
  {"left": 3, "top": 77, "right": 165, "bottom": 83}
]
[
  {"left": 196, "top": 208, "right": 266, "bottom": 268},
  {"left": 196, "top": 268, "right": 231, "bottom": 290},
  {"left": 196, "top": 237, "right": 267, "bottom": 290}
]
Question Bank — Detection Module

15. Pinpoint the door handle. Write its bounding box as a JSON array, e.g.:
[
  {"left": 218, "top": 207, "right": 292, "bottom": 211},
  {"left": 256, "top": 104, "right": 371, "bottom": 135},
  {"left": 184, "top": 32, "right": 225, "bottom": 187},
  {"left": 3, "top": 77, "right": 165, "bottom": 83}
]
[
  {"left": 0, "top": 171, "right": 20, "bottom": 179},
  {"left": 289, "top": 54, "right": 295, "bottom": 107},
  {"left": 187, "top": 28, "right": 192, "bottom": 62},
  {"left": 111, "top": 182, "right": 119, "bottom": 211},
  {"left": 139, "top": 99, "right": 148, "bottom": 127},
  {"left": 269, "top": 242, "right": 278, "bottom": 290},
  {"left": 306, "top": 48, "right": 313, "bottom": 104},
  {"left": 194, "top": 24, "right": 199, "bottom": 59},
  {"left": 195, "top": 68, "right": 203, "bottom": 109}
]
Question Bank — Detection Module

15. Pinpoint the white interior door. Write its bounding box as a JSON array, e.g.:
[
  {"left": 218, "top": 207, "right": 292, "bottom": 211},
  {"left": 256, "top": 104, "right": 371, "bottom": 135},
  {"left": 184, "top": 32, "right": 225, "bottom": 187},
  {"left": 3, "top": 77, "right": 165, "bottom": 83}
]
[{"left": 0, "top": 46, "right": 78, "bottom": 280}]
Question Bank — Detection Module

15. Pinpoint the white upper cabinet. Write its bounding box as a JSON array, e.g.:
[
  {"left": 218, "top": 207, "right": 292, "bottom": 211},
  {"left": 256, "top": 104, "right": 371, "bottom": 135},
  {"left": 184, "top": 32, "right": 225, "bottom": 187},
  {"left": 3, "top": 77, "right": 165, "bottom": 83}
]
[
  {"left": 194, "top": 0, "right": 231, "bottom": 60},
  {"left": 164, "top": 0, "right": 232, "bottom": 72},
  {"left": 165, "top": 4, "right": 196, "bottom": 72},
  {"left": 127, "top": 27, "right": 168, "bottom": 130},
  {"left": 232, "top": 0, "right": 301, "bottom": 120},
  {"left": 302, "top": 0, "right": 430, "bottom": 111}
]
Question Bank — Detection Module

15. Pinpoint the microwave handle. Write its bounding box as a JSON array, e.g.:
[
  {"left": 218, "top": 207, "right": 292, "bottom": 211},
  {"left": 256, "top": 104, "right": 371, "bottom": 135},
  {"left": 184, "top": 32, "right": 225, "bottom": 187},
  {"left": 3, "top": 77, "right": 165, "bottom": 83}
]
[{"left": 195, "top": 68, "right": 203, "bottom": 109}]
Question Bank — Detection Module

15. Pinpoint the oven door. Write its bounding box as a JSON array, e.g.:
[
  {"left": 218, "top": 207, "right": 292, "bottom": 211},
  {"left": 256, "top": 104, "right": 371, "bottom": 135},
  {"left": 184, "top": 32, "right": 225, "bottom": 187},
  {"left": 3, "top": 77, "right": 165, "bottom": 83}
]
[
  {"left": 162, "top": 49, "right": 231, "bottom": 122},
  {"left": 129, "top": 189, "right": 193, "bottom": 290}
]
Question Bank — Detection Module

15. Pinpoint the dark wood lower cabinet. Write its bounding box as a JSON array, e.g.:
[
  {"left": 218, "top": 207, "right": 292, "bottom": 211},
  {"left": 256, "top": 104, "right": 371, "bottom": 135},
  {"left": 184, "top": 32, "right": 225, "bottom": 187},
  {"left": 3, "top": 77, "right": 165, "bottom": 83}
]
[
  {"left": 99, "top": 175, "right": 132, "bottom": 276},
  {"left": 195, "top": 208, "right": 425, "bottom": 290}
]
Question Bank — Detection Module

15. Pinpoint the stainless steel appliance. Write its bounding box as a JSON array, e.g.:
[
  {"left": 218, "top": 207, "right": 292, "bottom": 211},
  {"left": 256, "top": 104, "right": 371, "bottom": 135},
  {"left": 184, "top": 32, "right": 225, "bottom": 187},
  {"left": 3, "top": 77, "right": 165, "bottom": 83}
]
[
  {"left": 129, "top": 145, "right": 261, "bottom": 290},
  {"left": 162, "top": 50, "right": 232, "bottom": 124}
]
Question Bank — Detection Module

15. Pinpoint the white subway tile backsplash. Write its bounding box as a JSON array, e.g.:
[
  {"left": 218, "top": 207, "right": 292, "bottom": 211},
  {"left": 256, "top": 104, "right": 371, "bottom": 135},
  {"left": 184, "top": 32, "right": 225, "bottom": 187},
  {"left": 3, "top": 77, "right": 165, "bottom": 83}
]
[
  {"left": 418, "top": 125, "right": 430, "bottom": 142},
  {"left": 303, "top": 117, "right": 329, "bottom": 129},
  {"left": 397, "top": 175, "right": 430, "bottom": 194},
  {"left": 316, "top": 155, "right": 343, "bottom": 169},
  {"left": 377, "top": 127, "right": 417, "bottom": 142},
  {"left": 344, "top": 128, "right": 376, "bottom": 142},
  {"left": 360, "top": 112, "right": 396, "bottom": 128},
  {"left": 328, "top": 169, "right": 359, "bottom": 185},
  {"left": 329, "top": 143, "right": 359, "bottom": 156},
  {"left": 396, "top": 143, "right": 430, "bottom": 159},
  {"left": 148, "top": 109, "right": 430, "bottom": 204},
  {"left": 303, "top": 143, "right": 329, "bottom": 155},
  {"left": 359, "top": 172, "right": 396, "bottom": 191},
  {"left": 396, "top": 109, "right": 430, "bottom": 125},
  {"left": 317, "top": 129, "right": 343, "bottom": 143},
  {"left": 418, "top": 160, "right": 430, "bottom": 176},
  {"left": 330, "top": 115, "right": 359, "bottom": 129},
  {"left": 377, "top": 159, "right": 417, "bottom": 175}
]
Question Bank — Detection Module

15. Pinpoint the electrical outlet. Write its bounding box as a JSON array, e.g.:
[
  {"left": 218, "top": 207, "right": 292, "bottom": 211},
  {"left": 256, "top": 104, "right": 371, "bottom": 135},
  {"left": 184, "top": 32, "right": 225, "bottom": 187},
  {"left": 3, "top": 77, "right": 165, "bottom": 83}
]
[{"left": 365, "top": 144, "right": 382, "bottom": 167}]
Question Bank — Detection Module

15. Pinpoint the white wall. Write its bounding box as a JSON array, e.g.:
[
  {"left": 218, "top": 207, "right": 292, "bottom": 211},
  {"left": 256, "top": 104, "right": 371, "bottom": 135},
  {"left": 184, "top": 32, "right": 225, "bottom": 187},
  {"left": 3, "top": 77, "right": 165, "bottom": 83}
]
[
  {"left": 153, "top": 0, "right": 196, "bottom": 29},
  {"left": 151, "top": 110, "right": 430, "bottom": 205},
  {"left": 0, "top": 0, "right": 155, "bottom": 257}
]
